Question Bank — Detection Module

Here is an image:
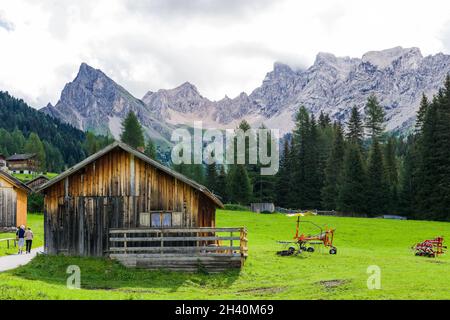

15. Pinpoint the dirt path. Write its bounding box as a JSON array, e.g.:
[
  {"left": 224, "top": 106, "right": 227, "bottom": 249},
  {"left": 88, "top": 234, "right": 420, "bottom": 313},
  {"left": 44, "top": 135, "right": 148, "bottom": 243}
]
[{"left": 0, "top": 246, "right": 44, "bottom": 272}]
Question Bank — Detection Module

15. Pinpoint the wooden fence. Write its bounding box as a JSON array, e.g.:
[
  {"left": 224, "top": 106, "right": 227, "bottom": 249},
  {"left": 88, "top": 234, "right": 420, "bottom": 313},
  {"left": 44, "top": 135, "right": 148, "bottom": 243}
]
[{"left": 108, "top": 227, "right": 248, "bottom": 272}]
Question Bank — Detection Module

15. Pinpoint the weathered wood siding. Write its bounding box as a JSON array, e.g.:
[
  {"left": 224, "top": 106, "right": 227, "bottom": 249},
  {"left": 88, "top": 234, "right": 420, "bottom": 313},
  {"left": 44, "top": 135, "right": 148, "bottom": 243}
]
[
  {"left": 43, "top": 148, "right": 216, "bottom": 256},
  {"left": 0, "top": 185, "right": 17, "bottom": 228},
  {"left": 0, "top": 176, "right": 27, "bottom": 228},
  {"left": 16, "top": 189, "right": 27, "bottom": 226}
]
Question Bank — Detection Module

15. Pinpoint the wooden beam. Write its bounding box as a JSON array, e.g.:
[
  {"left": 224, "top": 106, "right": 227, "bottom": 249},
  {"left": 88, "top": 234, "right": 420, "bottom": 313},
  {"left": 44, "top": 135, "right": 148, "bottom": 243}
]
[{"left": 109, "top": 236, "right": 241, "bottom": 242}]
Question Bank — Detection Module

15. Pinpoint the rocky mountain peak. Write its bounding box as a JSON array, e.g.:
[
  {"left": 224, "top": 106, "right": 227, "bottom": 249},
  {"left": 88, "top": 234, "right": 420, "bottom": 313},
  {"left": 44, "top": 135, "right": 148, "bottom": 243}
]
[
  {"left": 173, "top": 81, "right": 202, "bottom": 98},
  {"left": 272, "top": 62, "right": 295, "bottom": 75},
  {"left": 362, "top": 46, "right": 423, "bottom": 69},
  {"left": 314, "top": 52, "right": 338, "bottom": 65}
]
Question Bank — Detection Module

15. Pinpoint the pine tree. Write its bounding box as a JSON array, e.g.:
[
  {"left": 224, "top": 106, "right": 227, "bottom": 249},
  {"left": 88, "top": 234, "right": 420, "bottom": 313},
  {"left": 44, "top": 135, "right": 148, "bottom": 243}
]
[
  {"left": 253, "top": 125, "right": 276, "bottom": 203},
  {"left": 216, "top": 165, "right": 228, "bottom": 203},
  {"left": 303, "top": 115, "right": 321, "bottom": 209},
  {"left": 120, "top": 111, "right": 145, "bottom": 149},
  {"left": 364, "top": 94, "right": 385, "bottom": 141},
  {"left": 318, "top": 111, "right": 331, "bottom": 128},
  {"left": 24, "top": 132, "right": 46, "bottom": 172},
  {"left": 384, "top": 137, "right": 399, "bottom": 212},
  {"left": 346, "top": 106, "right": 364, "bottom": 148},
  {"left": 290, "top": 106, "right": 310, "bottom": 208},
  {"left": 415, "top": 94, "right": 429, "bottom": 135},
  {"left": 144, "top": 139, "right": 157, "bottom": 159},
  {"left": 416, "top": 97, "right": 439, "bottom": 219},
  {"left": 366, "top": 139, "right": 388, "bottom": 216},
  {"left": 227, "top": 164, "right": 252, "bottom": 205},
  {"left": 423, "top": 75, "right": 450, "bottom": 220},
  {"left": 321, "top": 122, "right": 345, "bottom": 210},
  {"left": 205, "top": 161, "right": 218, "bottom": 193},
  {"left": 276, "top": 137, "right": 293, "bottom": 207},
  {"left": 337, "top": 143, "right": 367, "bottom": 214},
  {"left": 398, "top": 136, "right": 418, "bottom": 217}
]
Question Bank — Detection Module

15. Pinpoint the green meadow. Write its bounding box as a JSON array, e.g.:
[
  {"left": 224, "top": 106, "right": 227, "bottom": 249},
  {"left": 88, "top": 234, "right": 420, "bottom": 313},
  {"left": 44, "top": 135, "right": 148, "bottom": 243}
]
[{"left": 0, "top": 210, "right": 449, "bottom": 299}]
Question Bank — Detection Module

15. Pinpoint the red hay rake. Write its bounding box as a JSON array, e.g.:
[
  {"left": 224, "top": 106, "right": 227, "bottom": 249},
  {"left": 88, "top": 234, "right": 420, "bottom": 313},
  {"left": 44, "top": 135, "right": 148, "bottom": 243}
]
[{"left": 412, "top": 236, "right": 446, "bottom": 258}]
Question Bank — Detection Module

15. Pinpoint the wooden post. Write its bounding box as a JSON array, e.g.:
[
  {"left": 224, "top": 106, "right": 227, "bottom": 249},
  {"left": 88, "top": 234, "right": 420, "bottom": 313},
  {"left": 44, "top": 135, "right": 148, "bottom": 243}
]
[
  {"left": 124, "top": 232, "right": 127, "bottom": 254},
  {"left": 160, "top": 230, "right": 164, "bottom": 254},
  {"left": 230, "top": 231, "right": 233, "bottom": 255}
]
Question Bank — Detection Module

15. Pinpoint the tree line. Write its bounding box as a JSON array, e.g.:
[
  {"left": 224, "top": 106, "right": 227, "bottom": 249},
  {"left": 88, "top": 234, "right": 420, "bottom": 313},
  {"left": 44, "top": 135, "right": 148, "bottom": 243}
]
[
  {"left": 0, "top": 91, "right": 110, "bottom": 173},
  {"left": 170, "top": 76, "right": 450, "bottom": 222},
  {"left": 274, "top": 76, "right": 450, "bottom": 221}
]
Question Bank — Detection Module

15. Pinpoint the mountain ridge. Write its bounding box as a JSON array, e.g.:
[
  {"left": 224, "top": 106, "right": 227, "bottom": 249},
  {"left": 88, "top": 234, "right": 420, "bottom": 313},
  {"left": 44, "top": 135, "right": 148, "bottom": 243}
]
[{"left": 41, "top": 47, "right": 450, "bottom": 141}]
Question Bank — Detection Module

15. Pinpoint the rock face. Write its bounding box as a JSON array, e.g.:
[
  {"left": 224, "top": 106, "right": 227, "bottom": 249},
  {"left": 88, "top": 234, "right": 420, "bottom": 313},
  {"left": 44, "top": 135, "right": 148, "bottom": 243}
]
[
  {"left": 140, "top": 46, "right": 450, "bottom": 134},
  {"left": 42, "top": 47, "right": 450, "bottom": 143},
  {"left": 41, "top": 63, "right": 174, "bottom": 145}
]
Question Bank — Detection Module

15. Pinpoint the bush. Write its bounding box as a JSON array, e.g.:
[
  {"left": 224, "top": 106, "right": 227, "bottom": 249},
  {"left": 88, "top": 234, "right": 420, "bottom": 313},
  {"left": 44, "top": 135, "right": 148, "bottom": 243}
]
[{"left": 223, "top": 204, "right": 250, "bottom": 211}]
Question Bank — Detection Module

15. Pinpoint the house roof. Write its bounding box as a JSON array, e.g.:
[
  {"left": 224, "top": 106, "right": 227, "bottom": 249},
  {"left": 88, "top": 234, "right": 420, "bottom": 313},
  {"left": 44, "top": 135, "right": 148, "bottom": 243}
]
[
  {"left": 37, "top": 141, "right": 224, "bottom": 208},
  {"left": 6, "top": 153, "right": 36, "bottom": 161},
  {"left": 25, "top": 174, "right": 50, "bottom": 186},
  {"left": 0, "top": 170, "right": 32, "bottom": 193}
]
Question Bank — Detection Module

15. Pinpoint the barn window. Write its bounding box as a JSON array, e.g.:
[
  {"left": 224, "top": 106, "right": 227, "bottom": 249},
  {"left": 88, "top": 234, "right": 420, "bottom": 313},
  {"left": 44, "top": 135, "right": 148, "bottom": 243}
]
[{"left": 144, "top": 212, "right": 183, "bottom": 228}]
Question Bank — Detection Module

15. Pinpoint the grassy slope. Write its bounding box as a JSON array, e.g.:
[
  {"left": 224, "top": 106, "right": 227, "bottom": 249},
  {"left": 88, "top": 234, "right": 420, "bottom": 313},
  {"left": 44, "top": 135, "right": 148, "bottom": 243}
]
[
  {"left": 0, "top": 210, "right": 449, "bottom": 300},
  {"left": 0, "top": 214, "right": 44, "bottom": 257},
  {"left": 12, "top": 173, "right": 58, "bottom": 183}
]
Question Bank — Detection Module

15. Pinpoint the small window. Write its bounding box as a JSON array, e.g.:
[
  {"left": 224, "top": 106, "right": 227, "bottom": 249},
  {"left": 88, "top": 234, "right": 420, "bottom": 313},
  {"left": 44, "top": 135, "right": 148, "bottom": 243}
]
[
  {"left": 147, "top": 212, "right": 182, "bottom": 228},
  {"left": 162, "top": 213, "right": 171, "bottom": 227},
  {"left": 151, "top": 213, "right": 162, "bottom": 227}
]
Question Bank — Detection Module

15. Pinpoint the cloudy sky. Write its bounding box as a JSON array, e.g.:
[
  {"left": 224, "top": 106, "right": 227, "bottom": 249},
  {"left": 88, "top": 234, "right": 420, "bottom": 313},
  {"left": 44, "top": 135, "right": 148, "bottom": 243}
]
[{"left": 1, "top": 0, "right": 450, "bottom": 109}]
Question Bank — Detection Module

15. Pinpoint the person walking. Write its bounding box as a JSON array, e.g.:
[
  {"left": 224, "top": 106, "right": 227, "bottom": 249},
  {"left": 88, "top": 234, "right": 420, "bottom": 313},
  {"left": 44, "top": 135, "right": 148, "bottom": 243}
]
[
  {"left": 17, "top": 225, "right": 26, "bottom": 254},
  {"left": 24, "top": 227, "right": 34, "bottom": 254}
]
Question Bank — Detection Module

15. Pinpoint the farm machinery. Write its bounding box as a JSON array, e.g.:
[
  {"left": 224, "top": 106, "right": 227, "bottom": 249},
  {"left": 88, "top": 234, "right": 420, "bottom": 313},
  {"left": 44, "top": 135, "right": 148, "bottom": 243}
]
[
  {"left": 412, "top": 236, "right": 446, "bottom": 258},
  {"left": 276, "top": 211, "right": 337, "bottom": 256}
]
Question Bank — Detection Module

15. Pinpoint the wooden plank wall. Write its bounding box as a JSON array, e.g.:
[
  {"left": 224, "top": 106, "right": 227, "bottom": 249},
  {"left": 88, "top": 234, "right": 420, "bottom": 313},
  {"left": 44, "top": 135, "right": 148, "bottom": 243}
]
[
  {"left": 44, "top": 148, "right": 216, "bottom": 256},
  {"left": 0, "top": 186, "right": 17, "bottom": 228},
  {"left": 16, "top": 188, "right": 27, "bottom": 226}
]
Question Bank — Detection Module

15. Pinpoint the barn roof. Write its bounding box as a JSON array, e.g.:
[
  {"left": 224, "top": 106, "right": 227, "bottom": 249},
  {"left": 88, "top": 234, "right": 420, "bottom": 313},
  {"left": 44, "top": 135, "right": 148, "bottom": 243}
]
[
  {"left": 0, "top": 170, "right": 32, "bottom": 193},
  {"left": 37, "top": 141, "right": 224, "bottom": 208},
  {"left": 6, "top": 153, "right": 36, "bottom": 161},
  {"left": 25, "top": 174, "right": 50, "bottom": 186}
]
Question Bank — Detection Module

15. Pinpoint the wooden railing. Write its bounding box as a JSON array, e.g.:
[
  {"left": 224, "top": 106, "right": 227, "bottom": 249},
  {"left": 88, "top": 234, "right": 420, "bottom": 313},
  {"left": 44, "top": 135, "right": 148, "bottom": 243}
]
[
  {"left": 108, "top": 227, "right": 248, "bottom": 258},
  {"left": 0, "top": 238, "right": 17, "bottom": 249}
]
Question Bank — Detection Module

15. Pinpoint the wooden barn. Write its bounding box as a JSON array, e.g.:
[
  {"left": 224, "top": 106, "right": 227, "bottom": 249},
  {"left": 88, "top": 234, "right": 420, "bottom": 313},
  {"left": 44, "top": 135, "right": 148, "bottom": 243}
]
[
  {"left": 0, "top": 170, "right": 31, "bottom": 229},
  {"left": 37, "top": 142, "right": 247, "bottom": 271}
]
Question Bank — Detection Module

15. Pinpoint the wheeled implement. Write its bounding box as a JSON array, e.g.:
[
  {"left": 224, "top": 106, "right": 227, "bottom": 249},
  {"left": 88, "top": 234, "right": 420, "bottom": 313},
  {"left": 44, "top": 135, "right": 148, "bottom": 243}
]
[
  {"left": 276, "top": 211, "right": 337, "bottom": 256},
  {"left": 412, "top": 236, "right": 446, "bottom": 258}
]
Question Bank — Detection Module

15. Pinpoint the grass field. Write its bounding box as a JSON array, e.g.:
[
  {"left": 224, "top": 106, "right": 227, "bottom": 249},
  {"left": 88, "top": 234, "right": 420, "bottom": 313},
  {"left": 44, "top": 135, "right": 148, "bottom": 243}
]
[
  {"left": 0, "top": 210, "right": 449, "bottom": 300},
  {"left": 12, "top": 172, "right": 58, "bottom": 183},
  {"left": 0, "top": 213, "right": 44, "bottom": 257}
]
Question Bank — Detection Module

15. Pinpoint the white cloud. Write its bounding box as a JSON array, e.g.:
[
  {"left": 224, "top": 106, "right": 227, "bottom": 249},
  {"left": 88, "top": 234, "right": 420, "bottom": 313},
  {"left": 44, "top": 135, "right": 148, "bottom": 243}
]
[
  {"left": 0, "top": 11, "right": 14, "bottom": 31},
  {"left": 0, "top": 0, "right": 449, "bottom": 108}
]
